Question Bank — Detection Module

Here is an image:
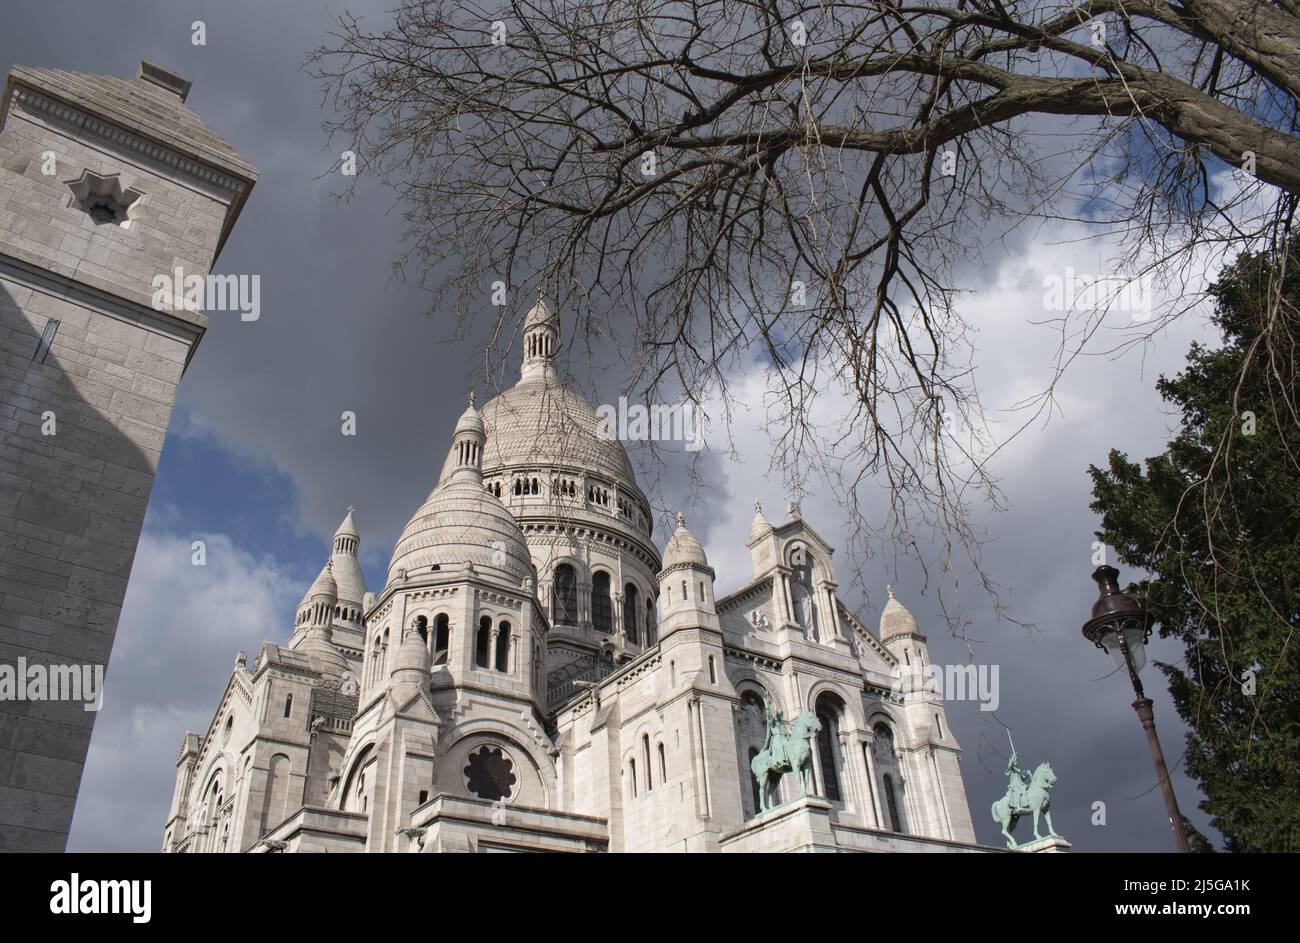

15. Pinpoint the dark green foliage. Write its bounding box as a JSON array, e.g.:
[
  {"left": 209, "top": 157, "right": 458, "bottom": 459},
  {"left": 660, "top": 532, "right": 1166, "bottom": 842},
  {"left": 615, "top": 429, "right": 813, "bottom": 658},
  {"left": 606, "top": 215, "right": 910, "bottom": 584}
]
[{"left": 1089, "top": 245, "right": 1300, "bottom": 853}]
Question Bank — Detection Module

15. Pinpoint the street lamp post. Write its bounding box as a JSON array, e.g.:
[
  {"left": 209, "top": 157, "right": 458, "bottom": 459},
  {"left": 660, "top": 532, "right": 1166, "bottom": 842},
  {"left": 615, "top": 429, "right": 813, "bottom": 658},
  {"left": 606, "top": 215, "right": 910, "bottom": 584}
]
[{"left": 1082, "top": 564, "right": 1191, "bottom": 853}]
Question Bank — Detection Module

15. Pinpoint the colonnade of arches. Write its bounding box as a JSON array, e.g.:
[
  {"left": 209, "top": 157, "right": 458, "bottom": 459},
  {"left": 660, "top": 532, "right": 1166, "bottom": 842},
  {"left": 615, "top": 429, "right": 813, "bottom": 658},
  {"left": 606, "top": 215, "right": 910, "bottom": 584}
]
[
  {"left": 549, "top": 562, "right": 656, "bottom": 646},
  {"left": 362, "top": 608, "right": 517, "bottom": 692},
  {"left": 734, "top": 688, "right": 910, "bottom": 833}
]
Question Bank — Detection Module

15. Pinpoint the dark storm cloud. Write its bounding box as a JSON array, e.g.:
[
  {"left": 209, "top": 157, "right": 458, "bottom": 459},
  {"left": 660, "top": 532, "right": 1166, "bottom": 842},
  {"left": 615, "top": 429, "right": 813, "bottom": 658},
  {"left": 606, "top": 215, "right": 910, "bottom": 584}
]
[{"left": 1, "top": 0, "right": 1221, "bottom": 851}]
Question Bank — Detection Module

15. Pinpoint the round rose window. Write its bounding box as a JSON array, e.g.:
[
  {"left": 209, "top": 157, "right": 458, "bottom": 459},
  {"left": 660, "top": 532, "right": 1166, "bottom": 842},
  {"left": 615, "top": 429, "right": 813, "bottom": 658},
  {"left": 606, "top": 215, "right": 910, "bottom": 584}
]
[{"left": 463, "top": 745, "right": 517, "bottom": 801}]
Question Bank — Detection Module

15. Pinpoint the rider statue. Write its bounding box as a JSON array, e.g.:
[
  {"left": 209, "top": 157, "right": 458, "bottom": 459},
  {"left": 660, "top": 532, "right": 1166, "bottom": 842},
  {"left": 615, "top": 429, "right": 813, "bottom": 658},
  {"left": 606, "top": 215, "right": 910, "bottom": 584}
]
[
  {"left": 1006, "top": 750, "right": 1030, "bottom": 807},
  {"left": 991, "top": 734, "right": 1062, "bottom": 848},
  {"left": 762, "top": 703, "right": 791, "bottom": 771}
]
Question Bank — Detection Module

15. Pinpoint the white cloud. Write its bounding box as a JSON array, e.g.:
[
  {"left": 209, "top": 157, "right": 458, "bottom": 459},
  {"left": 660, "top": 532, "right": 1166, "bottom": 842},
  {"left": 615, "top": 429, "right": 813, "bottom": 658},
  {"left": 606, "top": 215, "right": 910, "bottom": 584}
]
[{"left": 68, "top": 529, "right": 300, "bottom": 852}]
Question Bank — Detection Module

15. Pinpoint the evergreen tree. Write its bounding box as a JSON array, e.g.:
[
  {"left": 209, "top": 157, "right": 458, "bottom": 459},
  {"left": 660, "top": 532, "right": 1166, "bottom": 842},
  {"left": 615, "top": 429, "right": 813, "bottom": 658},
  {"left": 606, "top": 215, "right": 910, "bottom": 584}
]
[{"left": 1089, "top": 244, "right": 1300, "bottom": 852}]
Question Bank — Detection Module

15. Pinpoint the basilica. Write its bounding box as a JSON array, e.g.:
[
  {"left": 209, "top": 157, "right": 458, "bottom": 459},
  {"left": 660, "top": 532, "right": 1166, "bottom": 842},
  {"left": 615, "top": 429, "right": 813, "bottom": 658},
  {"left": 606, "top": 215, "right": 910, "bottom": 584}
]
[{"left": 163, "top": 301, "right": 990, "bottom": 853}]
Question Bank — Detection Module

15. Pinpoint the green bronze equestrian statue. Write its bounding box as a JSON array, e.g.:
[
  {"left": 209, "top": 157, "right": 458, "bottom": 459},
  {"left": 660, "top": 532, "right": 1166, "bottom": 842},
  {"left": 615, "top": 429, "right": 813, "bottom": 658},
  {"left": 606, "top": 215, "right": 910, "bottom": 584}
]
[
  {"left": 750, "top": 700, "right": 822, "bottom": 813},
  {"left": 990, "top": 732, "right": 1061, "bottom": 848}
]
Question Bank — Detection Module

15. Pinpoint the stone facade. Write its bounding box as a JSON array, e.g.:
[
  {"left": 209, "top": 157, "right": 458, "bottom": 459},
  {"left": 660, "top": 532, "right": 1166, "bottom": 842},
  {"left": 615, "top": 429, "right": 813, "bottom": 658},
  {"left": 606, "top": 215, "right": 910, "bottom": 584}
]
[
  {"left": 0, "top": 61, "right": 255, "bottom": 850},
  {"left": 167, "top": 301, "right": 1001, "bottom": 854}
]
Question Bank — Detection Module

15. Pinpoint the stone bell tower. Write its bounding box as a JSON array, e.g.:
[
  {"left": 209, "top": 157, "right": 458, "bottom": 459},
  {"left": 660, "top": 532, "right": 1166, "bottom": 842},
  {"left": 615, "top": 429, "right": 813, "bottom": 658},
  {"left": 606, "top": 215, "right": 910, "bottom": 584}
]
[{"left": 0, "top": 60, "right": 257, "bottom": 850}]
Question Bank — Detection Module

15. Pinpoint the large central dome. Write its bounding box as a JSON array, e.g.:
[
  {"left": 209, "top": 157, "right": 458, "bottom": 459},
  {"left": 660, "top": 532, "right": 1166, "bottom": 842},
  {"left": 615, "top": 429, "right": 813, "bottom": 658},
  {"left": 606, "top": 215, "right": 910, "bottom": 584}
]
[
  {"left": 479, "top": 376, "right": 636, "bottom": 485},
  {"left": 436, "top": 299, "right": 641, "bottom": 495}
]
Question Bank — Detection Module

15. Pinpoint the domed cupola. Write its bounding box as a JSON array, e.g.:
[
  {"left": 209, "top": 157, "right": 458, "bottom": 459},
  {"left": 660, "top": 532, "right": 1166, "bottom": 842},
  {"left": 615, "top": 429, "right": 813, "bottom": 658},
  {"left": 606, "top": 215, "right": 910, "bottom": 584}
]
[
  {"left": 297, "top": 559, "right": 337, "bottom": 626},
  {"left": 328, "top": 506, "right": 367, "bottom": 611},
  {"left": 389, "top": 619, "right": 432, "bottom": 696},
  {"left": 387, "top": 395, "right": 534, "bottom": 589},
  {"left": 658, "top": 513, "right": 718, "bottom": 638},
  {"left": 663, "top": 513, "right": 712, "bottom": 572},
  {"left": 521, "top": 297, "right": 559, "bottom": 382},
  {"left": 447, "top": 394, "right": 487, "bottom": 481},
  {"left": 879, "top": 585, "right": 929, "bottom": 672},
  {"left": 294, "top": 561, "right": 350, "bottom": 677},
  {"left": 879, "top": 585, "right": 919, "bottom": 639}
]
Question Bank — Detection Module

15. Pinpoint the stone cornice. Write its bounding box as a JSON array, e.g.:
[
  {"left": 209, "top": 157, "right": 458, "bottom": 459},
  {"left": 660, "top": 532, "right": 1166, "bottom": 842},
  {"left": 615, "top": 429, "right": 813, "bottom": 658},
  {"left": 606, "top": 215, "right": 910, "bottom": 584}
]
[{"left": 3, "top": 74, "right": 257, "bottom": 260}]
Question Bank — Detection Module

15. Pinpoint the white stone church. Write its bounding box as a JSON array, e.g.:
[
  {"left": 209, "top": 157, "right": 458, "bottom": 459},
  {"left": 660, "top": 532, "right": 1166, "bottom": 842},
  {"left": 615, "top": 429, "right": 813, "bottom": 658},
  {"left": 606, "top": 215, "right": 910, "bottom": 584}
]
[{"left": 164, "top": 301, "right": 989, "bottom": 853}]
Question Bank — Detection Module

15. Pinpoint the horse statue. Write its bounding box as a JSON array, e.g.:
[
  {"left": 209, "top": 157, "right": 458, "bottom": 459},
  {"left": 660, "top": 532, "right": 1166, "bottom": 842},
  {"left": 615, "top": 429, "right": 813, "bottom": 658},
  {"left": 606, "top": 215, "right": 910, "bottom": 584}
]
[
  {"left": 750, "top": 705, "right": 822, "bottom": 813},
  {"left": 991, "top": 755, "right": 1059, "bottom": 848}
]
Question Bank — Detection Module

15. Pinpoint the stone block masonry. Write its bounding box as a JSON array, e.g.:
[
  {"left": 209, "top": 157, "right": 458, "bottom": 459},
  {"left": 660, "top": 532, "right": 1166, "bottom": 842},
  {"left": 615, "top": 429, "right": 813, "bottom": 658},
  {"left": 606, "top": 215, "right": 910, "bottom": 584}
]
[{"left": 0, "top": 59, "right": 256, "bottom": 850}]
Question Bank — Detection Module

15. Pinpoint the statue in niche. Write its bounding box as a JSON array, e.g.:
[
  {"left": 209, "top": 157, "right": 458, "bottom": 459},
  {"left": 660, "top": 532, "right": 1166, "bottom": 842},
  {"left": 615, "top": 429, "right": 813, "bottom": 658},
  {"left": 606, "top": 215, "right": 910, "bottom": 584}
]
[{"left": 789, "top": 546, "right": 818, "bottom": 637}]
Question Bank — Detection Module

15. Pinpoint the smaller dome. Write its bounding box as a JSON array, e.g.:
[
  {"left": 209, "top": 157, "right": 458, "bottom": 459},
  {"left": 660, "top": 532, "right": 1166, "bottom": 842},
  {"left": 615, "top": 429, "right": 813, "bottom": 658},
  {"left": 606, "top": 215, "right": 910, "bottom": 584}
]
[
  {"left": 387, "top": 475, "right": 534, "bottom": 587},
  {"left": 663, "top": 513, "right": 709, "bottom": 570},
  {"left": 298, "top": 633, "right": 350, "bottom": 678},
  {"left": 454, "top": 393, "right": 485, "bottom": 437},
  {"left": 524, "top": 297, "right": 558, "bottom": 332},
  {"left": 304, "top": 561, "right": 337, "bottom": 604},
  {"left": 334, "top": 506, "right": 359, "bottom": 540},
  {"left": 747, "top": 500, "right": 773, "bottom": 545},
  {"left": 391, "top": 626, "right": 431, "bottom": 677},
  {"left": 879, "top": 585, "right": 919, "bottom": 639}
]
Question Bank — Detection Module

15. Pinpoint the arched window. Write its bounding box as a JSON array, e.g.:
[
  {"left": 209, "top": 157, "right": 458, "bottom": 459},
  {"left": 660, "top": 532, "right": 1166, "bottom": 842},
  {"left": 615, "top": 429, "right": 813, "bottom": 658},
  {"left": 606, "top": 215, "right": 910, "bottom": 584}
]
[
  {"left": 340, "top": 747, "right": 374, "bottom": 815},
  {"left": 628, "top": 759, "right": 638, "bottom": 798},
  {"left": 815, "top": 692, "right": 844, "bottom": 803},
  {"left": 475, "top": 615, "right": 491, "bottom": 668},
  {"left": 643, "top": 734, "right": 653, "bottom": 791},
  {"left": 260, "top": 754, "right": 292, "bottom": 835},
  {"left": 283, "top": 693, "right": 293, "bottom": 719},
  {"left": 495, "top": 620, "right": 511, "bottom": 672},
  {"left": 414, "top": 615, "right": 428, "bottom": 643},
  {"left": 552, "top": 564, "right": 578, "bottom": 626},
  {"left": 433, "top": 614, "right": 450, "bottom": 665},
  {"left": 623, "top": 584, "right": 640, "bottom": 644},
  {"left": 659, "top": 743, "right": 667, "bottom": 783},
  {"left": 873, "top": 723, "right": 906, "bottom": 833},
  {"left": 883, "top": 774, "right": 902, "bottom": 833},
  {"left": 592, "top": 571, "right": 613, "bottom": 633},
  {"left": 735, "top": 691, "right": 767, "bottom": 820},
  {"left": 646, "top": 598, "right": 656, "bottom": 644}
]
